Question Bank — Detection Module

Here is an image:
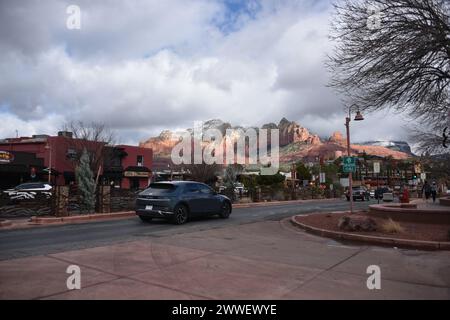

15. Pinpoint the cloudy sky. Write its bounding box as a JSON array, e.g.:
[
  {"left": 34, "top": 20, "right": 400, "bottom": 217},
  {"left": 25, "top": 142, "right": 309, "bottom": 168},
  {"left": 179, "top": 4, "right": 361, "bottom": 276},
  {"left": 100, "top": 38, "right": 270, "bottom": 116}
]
[{"left": 0, "top": 0, "right": 411, "bottom": 145}]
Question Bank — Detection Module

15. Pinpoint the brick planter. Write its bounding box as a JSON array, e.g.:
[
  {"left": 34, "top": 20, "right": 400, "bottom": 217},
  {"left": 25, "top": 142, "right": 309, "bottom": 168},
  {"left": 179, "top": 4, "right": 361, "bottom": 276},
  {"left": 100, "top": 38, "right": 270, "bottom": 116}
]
[
  {"left": 290, "top": 215, "right": 450, "bottom": 251},
  {"left": 440, "top": 198, "right": 450, "bottom": 207},
  {"left": 368, "top": 204, "right": 450, "bottom": 224}
]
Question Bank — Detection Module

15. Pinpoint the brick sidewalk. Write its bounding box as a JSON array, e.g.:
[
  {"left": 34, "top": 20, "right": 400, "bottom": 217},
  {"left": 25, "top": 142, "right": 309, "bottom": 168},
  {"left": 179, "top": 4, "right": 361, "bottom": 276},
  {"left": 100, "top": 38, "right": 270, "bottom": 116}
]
[{"left": 1, "top": 219, "right": 449, "bottom": 299}]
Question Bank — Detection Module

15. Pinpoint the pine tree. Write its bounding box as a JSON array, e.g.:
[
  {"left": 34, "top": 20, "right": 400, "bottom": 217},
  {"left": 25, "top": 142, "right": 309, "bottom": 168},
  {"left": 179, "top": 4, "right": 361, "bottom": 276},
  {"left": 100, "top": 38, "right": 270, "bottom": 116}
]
[{"left": 75, "top": 149, "right": 96, "bottom": 213}]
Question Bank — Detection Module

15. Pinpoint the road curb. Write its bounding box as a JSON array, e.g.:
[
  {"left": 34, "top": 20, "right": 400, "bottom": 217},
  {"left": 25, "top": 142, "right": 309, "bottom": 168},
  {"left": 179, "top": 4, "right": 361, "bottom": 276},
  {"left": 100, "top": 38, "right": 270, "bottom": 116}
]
[
  {"left": 0, "top": 220, "right": 12, "bottom": 227},
  {"left": 233, "top": 198, "right": 340, "bottom": 208},
  {"left": 29, "top": 212, "right": 135, "bottom": 225},
  {"left": 290, "top": 214, "right": 450, "bottom": 251}
]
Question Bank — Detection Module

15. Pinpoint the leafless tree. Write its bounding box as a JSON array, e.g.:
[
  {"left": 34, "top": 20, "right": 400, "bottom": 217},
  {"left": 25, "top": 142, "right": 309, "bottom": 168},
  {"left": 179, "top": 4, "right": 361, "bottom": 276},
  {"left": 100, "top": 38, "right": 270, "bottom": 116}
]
[
  {"left": 63, "top": 121, "right": 116, "bottom": 144},
  {"left": 184, "top": 162, "right": 222, "bottom": 186},
  {"left": 328, "top": 0, "right": 450, "bottom": 150},
  {"left": 60, "top": 121, "right": 117, "bottom": 176}
]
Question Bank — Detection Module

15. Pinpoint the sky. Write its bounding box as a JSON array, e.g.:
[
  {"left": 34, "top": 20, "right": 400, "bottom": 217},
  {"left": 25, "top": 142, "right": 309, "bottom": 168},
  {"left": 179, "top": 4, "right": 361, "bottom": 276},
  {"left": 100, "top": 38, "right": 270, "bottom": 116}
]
[{"left": 0, "top": 0, "right": 411, "bottom": 146}]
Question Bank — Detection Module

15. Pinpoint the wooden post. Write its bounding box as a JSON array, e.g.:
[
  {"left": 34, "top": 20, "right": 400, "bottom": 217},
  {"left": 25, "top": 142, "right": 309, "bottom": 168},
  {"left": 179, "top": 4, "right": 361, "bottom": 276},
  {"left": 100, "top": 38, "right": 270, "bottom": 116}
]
[
  {"left": 53, "top": 186, "right": 69, "bottom": 217},
  {"left": 97, "top": 185, "right": 111, "bottom": 213}
]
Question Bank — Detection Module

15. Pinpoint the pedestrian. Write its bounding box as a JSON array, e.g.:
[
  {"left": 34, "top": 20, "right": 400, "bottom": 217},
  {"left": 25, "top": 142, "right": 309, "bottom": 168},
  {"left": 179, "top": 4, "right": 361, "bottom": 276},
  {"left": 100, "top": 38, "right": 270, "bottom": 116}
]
[
  {"left": 431, "top": 181, "right": 438, "bottom": 203},
  {"left": 422, "top": 181, "right": 431, "bottom": 202},
  {"left": 417, "top": 182, "right": 423, "bottom": 198}
]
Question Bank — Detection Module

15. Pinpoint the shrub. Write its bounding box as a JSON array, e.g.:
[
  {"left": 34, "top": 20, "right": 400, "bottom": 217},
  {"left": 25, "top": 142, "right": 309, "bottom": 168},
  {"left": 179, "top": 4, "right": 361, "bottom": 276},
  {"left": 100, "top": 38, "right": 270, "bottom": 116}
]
[
  {"left": 75, "top": 149, "right": 96, "bottom": 213},
  {"left": 381, "top": 218, "right": 404, "bottom": 234}
]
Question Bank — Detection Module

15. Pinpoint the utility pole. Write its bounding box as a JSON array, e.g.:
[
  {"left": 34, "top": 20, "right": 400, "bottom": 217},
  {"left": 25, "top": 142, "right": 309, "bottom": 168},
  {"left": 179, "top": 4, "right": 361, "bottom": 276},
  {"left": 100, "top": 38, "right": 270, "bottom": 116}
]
[
  {"left": 345, "top": 114, "right": 354, "bottom": 214},
  {"left": 345, "top": 106, "right": 365, "bottom": 214}
]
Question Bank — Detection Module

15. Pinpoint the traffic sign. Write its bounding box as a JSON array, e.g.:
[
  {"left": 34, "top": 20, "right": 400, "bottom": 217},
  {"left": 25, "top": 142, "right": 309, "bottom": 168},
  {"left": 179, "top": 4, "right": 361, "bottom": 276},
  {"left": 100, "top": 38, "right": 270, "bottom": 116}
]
[
  {"left": 373, "top": 162, "right": 380, "bottom": 174},
  {"left": 319, "top": 172, "right": 326, "bottom": 183},
  {"left": 343, "top": 156, "right": 356, "bottom": 173}
]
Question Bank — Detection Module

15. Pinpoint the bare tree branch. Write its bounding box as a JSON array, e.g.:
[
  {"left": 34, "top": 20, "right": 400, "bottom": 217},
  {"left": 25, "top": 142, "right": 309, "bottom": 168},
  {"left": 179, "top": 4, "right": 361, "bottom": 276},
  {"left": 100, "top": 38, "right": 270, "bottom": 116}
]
[{"left": 328, "top": 0, "right": 450, "bottom": 134}]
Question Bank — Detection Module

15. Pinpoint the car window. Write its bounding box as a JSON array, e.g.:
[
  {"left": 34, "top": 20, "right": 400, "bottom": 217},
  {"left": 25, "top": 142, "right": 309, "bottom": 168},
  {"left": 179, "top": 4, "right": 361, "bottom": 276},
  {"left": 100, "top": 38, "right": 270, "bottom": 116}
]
[
  {"left": 17, "top": 183, "right": 38, "bottom": 190},
  {"left": 198, "top": 184, "right": 213, "bottom": 194},
  {"left": 184, "top": 184, "right": 200, "bottom": 193},
  {"left": 144, "top": 183, "right": 178, "bottom": 195}
]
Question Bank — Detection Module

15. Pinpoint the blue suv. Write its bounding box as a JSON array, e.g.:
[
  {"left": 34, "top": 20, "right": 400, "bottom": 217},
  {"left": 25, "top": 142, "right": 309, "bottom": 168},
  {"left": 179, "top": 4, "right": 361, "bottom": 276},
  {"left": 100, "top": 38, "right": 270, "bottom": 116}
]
[{"left": 135, "top": 181, "right": 232, "bottom": 225}]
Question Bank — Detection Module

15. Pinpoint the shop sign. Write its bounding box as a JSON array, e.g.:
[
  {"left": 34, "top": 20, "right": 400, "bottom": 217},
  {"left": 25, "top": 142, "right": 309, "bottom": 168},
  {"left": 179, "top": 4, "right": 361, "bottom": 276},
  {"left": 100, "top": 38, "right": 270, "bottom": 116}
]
[
  {"left": 0, "top": 151, "right": 14, "bottom": 164},
  {"left": 124, "top": 171, "right": 149, "bottom": 178}
]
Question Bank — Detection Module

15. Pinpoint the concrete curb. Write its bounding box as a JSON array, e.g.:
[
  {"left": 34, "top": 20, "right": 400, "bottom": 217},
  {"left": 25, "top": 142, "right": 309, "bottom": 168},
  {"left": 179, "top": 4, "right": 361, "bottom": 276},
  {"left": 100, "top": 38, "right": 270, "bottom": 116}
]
[
  {"left": 233, "top": 198, "right": 340, "bottom": 208},
  {"left": 0, "top": 220, "right": 12, "bottom": 227},
  {"left": 29, "top": 211, "right": 135, "bottom": 225},
  {"left": 369, "top": 203, "right": 450, "bottom": 214},
  {"left": 290, "top": 214, "right": 450, "bottom": 251},
  {"left": 440, "top": 198, "right": 450, "bottom": 207}
]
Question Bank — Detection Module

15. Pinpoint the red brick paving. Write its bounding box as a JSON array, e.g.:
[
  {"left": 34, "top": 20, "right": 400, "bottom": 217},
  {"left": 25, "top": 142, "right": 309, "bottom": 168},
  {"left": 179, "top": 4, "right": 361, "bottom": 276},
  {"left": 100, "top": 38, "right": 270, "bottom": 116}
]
[{"left": 1, "top": 219, "right": 449, "bottom": 300}]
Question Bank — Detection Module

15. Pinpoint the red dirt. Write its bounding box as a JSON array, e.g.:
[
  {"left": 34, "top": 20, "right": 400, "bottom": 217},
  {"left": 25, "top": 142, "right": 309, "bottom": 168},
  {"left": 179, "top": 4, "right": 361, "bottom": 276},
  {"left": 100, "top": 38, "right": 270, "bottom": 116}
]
[{"left": 295, "top": 212, "right": 450, "bottom": 242}]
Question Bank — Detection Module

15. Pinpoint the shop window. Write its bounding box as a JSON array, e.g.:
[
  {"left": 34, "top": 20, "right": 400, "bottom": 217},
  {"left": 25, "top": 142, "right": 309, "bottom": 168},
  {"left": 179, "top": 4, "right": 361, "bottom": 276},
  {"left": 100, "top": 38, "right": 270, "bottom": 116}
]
[
  {"left": 137, "top": 155, "right": 144, "bottom": 167},
  {"left": 66, "top": 148, "right": 78, "bottom": 160}
]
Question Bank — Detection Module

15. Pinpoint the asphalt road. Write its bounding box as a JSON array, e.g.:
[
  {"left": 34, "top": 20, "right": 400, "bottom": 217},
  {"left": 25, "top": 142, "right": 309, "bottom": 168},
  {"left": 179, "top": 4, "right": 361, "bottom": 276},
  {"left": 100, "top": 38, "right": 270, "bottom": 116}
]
[{"left": 0, "top": 199, "right": 374, "bottom": 261}]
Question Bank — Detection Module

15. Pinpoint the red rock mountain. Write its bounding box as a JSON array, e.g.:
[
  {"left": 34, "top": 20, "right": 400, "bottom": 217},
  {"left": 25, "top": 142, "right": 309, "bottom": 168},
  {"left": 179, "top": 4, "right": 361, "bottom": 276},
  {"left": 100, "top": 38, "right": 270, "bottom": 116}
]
[{"left": 139, "top": 119, "right": 411, "bottom": 169}]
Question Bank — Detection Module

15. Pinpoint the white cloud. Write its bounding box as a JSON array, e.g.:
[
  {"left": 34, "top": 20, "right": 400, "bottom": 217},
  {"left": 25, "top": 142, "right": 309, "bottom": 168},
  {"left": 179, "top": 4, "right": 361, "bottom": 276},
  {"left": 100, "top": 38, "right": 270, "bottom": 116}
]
[{"left": 0, "top": 0, "right": 412, "bottom": 145}]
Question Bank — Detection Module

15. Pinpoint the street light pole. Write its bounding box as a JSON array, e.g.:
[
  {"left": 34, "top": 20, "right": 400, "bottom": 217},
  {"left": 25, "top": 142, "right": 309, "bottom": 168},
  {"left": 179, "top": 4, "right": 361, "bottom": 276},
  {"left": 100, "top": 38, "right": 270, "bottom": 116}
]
[
  {"left": 45, "top": 142, "right": 52, "bottom": 185},
  {"left": 345, "top": 107, "right": 365, "bottom": 214},
  {"left": 345, "top": 112, "right": 354, "bottom": 214}
]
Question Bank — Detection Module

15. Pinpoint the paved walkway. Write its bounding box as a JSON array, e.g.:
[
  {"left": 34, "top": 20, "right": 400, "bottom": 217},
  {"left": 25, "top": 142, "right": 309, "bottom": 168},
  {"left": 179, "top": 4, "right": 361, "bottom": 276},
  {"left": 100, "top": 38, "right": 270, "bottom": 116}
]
[
  {"left": 1, "top": 218, "right": 449, "bottom": 299},
  {"left": 414, "top": 198, "right": 450, "bottom": 211}
]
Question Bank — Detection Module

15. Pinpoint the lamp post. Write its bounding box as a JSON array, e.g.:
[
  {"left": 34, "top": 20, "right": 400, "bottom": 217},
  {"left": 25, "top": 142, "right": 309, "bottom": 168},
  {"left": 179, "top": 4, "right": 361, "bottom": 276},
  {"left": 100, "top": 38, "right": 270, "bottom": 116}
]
[
  {"left": 45, "top": 143, "right": 52, "bottom": 184},
  {"left": 345, "top": 107, "right": 364, "bottom": 214}
]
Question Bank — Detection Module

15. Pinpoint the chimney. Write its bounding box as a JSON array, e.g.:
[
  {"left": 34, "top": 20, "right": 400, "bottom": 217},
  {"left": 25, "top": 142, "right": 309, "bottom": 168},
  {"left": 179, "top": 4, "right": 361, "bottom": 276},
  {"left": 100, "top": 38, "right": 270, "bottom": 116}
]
[{"left": 58, "top": 131, "right": 73, "bottom": 138}]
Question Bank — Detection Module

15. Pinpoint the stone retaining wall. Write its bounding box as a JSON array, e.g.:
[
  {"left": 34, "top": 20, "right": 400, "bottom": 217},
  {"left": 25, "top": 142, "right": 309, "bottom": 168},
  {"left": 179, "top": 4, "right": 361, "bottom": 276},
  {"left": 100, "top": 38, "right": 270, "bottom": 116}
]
[{"left": 368, "top": 204, "right": 450, "bottom": 224}]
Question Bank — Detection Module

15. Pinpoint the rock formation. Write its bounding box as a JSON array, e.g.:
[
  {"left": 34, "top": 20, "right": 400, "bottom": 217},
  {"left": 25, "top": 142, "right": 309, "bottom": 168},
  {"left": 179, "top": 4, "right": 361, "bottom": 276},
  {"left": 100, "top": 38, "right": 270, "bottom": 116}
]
[
  {"left": 329, "top": 131, "right": 346, "bottom": 145},
  {"left": 140, "top": 118, "right": 412, "bottom": 169},
  {"left": 338, "top": 215, "right": 377, "bottom": 232},
  {"left": 139, "top": 130, "right": 179, "bottom": 156},
  {"left": 277, "top": 118, "right": 322, "bottom": 147}
]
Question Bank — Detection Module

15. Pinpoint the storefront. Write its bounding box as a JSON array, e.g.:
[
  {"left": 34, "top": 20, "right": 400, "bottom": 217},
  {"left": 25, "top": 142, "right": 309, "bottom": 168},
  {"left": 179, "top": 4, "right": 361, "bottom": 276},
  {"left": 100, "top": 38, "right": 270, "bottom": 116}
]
[
  {"left": 0, "top": 151, "right": 47, "bottom": 189},
  {"left": 0, "top": 135, "right": 153, "bottom": 190},
  {"left": 122, "top": 166, "right": 152, "bottom": 190}
]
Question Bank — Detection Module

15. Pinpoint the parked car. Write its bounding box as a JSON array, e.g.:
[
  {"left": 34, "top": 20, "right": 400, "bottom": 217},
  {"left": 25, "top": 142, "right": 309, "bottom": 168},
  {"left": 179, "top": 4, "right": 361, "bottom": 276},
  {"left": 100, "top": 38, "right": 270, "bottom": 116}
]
[
  {"left": 135, "top": 181, "right": 232, "bottom": 225},
  {"left": 346, "top": 186, "right": 370, "bottom": 201},
  {"left": 219, "top": 183, "right": 248, "bottom": 196},
  {"left": 375, "top": 187, "right": 391, "bottom": 200},
  {"left": 369, "top": 189, "right": 376, "bottom": 198},
  {"left": 3, "top": 182, "right": 53, "bottom": 200}
]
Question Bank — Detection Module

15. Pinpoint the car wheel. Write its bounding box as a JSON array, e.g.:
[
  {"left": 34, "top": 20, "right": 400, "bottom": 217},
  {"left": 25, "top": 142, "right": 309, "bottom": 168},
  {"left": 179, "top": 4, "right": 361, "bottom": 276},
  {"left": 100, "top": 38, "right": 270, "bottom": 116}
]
[
  {"left": 219, "top": 201, "right": 231, "bottom": 219},
  {"left": 139, "top": 216, "right": 153, "bottom": 223},
  {"left": 173, "top": 204, "right": 189, "bottom": 225}
]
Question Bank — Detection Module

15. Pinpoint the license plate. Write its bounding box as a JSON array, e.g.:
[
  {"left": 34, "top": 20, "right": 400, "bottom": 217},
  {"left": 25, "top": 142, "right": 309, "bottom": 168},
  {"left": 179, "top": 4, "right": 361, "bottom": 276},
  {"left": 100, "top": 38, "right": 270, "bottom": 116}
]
[{"left": 145, "top": 205, "right": 153, "bottom": 210}]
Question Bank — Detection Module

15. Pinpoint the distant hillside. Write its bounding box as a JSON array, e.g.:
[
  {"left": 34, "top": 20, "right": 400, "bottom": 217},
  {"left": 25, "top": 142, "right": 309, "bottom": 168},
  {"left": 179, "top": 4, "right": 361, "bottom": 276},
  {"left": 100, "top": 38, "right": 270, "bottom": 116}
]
[
  {"left": 140, "top": 118, "right": 412, "bottom": 170},
  {"left": 356, "top": 141, "right": 414, "bottom": 155}
]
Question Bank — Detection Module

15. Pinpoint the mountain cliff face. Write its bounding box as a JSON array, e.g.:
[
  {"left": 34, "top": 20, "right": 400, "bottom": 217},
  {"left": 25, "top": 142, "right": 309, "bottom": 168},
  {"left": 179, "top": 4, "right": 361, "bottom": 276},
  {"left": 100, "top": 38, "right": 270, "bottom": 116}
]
[
  {"left": 139, "top": 118, "right": 412, "bottom": 169},
  {"left": 356, "top": 141, "right": 414, "bottom": 155},
  {"left": 140, "top": 130, "right": 179, "bottom": 156},
  {"left": 276, "top": 118, "right": 322, "bottom": 147}
]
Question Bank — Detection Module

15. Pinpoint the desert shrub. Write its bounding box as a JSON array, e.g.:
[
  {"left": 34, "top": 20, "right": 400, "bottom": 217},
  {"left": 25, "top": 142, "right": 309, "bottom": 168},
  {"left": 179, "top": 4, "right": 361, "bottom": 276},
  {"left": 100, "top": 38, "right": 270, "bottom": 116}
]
[{"left": 381, "top": 218, "right": 404, "bottom": 234}]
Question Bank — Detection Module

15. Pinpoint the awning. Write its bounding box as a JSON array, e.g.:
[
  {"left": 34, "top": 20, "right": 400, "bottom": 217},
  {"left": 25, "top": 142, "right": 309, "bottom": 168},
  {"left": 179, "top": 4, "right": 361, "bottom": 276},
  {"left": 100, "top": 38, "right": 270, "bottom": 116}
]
[
  {"left": 0, "top": 164, "right": 28, "bottom": 173},
  {"left": 124, "top": 166, "right": 151, "bottom": 172},
  {"left": 103, "top": 166, "right": 124, "bottom": 173}
]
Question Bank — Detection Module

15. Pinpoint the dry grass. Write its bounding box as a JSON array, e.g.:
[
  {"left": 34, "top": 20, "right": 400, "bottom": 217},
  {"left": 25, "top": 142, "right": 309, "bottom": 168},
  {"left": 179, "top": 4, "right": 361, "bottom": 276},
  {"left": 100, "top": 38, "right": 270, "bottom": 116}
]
[{"left": 381, "top": 218, "right": 405, "bottom": 234}]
